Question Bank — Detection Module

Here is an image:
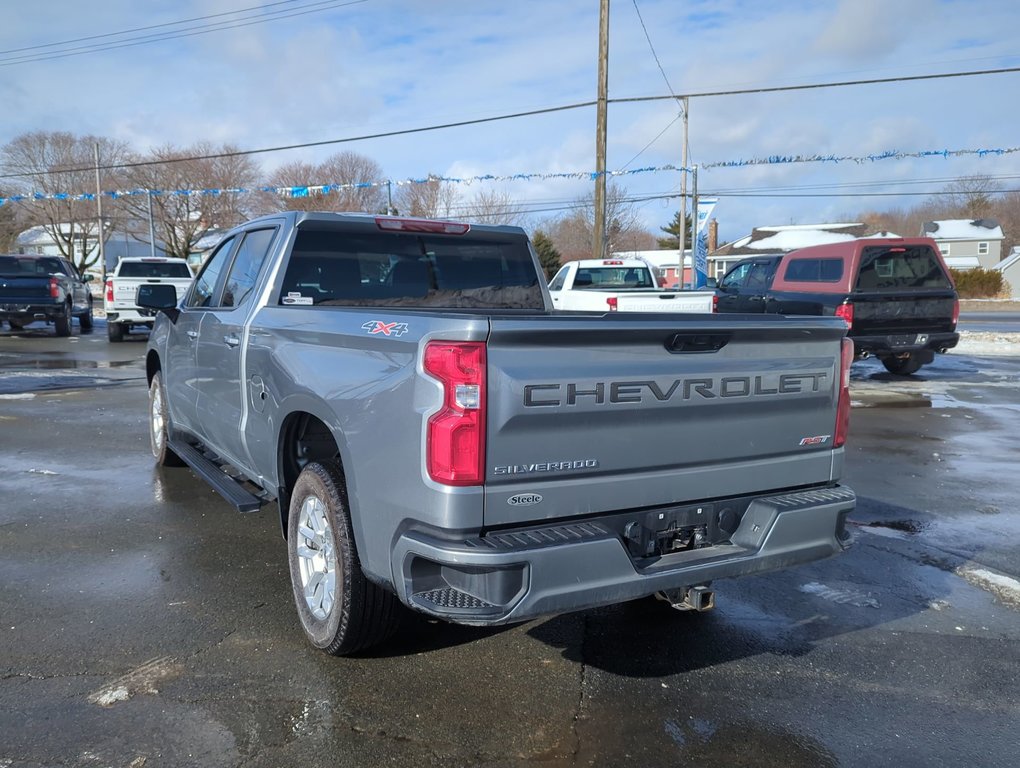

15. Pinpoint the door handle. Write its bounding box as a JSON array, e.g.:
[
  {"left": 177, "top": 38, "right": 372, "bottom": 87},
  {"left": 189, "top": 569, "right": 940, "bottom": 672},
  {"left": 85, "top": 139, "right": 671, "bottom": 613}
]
[
  {"left": 186, "top": 330, "right": 198, "bottom": 340},
  {"left": 224, "top": 335, "right": 240, "bottom": 348}
]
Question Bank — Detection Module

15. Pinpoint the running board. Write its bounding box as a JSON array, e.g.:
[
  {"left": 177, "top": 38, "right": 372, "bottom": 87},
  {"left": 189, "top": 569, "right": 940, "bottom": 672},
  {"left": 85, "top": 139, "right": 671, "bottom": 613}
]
[{"left": 169, "top": 439, "right": 263, "bottom": 513}]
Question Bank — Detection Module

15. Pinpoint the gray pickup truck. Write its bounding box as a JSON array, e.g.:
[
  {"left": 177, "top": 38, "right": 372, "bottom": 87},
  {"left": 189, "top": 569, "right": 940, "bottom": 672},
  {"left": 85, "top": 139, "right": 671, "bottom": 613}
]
[{"left": 140, "top": 212, "right": 856, "bottom": 655}]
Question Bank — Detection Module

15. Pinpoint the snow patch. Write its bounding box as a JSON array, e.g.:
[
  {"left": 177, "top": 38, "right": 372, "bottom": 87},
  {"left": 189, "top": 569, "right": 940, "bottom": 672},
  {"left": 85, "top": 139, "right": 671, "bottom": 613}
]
[
  {"left": 953, "top": 331, "right": 1020, "bottom": 358},
  {"left": 0, "top": 393, "right": 35, "bottom": 400},
  {"left": 799, "top": 581, "right": 880, "bottom": 608},
  {"left": 87, "top": 655, "right": 182, "bottom": 708},
  {"left": 959, "top": 568, "right": 1020, "bottom": 609}
]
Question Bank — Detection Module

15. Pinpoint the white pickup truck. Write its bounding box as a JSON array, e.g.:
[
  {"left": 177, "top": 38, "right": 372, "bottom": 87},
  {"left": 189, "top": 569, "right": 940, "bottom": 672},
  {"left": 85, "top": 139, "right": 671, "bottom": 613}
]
[
  {"left": 104, "top": 257, "right": 194, "bottom": 342},
  {"left": 548, "top": 258, "right": 715, "bottom": 313}
]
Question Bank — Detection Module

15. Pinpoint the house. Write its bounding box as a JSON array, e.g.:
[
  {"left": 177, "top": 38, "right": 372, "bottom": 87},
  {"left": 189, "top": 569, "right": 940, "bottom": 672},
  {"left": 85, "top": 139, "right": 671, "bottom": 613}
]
[
  {"left": 921, "top": 219, "right": 1004, "bottom": 270},
  {"left": 996, "top": 247, "right": 1020, "bottom": 299},
  {"left": 708, "top": 223, "right": 901, "bottom": 279},
  {"left": 15, "top": 222, "right": 166, "bottom": 278},
  {"left": 187, "top": 227, "right": 230, "bottom": 270}
]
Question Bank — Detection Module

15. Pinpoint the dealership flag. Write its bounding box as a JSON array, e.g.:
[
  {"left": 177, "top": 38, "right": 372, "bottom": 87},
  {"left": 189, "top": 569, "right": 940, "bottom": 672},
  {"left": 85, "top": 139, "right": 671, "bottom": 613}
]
[{"left": 693, "top": 198, "right": 718, "bottom": 289}]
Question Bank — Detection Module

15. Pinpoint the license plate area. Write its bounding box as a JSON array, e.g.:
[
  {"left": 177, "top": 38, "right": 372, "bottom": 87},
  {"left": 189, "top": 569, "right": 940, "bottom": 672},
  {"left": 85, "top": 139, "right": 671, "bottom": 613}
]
[
  {"left": 623, "top": 502, "right": 717, "bottom": 558},
  {"left": 888, "top": 333, "right": 920, "bottom": 348}
]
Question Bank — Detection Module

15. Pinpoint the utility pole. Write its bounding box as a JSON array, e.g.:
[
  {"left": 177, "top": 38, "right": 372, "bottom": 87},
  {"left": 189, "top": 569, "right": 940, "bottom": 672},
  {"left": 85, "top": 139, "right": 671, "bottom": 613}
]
[
  {"left": 677, "top": 97, "right": 689, "bottom": 287},
  {"left": 94, "top": 143, "right": 106, "bottom": 281},
  {"left": 147, "top": 190, "right": 156, "bottom": 258},
  {"left": 593, "top": 0, "right": 610, "bottom": 259}
]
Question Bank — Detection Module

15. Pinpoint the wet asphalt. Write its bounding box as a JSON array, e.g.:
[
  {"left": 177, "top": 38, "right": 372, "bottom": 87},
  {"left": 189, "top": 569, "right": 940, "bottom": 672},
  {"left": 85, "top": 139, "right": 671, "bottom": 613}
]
[{"left": 1, "top": 319, "right": 1019, "bottom": 768}]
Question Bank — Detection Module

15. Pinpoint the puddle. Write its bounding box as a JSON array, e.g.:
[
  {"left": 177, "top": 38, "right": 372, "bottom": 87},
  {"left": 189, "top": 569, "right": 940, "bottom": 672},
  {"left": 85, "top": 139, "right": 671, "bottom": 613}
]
[
  {"left": 0, "top": 358, "right": 138, "bottom": 370},
  {"left": 865, "top": 519, "right": 926, "bottom": 534}
]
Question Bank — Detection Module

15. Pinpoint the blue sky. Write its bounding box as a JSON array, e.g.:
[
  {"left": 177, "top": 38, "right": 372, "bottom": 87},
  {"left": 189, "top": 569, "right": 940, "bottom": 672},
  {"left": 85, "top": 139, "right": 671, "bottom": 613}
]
[{"left": 3, "top": 0, "right": 1020, "bottom": 242}]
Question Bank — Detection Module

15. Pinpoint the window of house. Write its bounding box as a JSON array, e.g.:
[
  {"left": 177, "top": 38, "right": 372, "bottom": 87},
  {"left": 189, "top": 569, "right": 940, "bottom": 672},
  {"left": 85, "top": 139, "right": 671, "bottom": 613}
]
[
  {"left": 939, "top": 243, "right": 951, "bottom": 256},
  {"left": 978, "top": 242, "right": 989, "bottom": 255}
]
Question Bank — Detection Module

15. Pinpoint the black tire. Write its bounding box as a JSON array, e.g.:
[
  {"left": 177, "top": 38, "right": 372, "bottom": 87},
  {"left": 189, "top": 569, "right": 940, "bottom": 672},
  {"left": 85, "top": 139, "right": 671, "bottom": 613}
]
[
  {"left": 8, "top": 319, "right": 26, "bottom": 331},
  {"left": 882, "top": 354, "right": 924, "bottom": 376},
  {"left": 78, "top": 299, "right": 94, "bottom": 331},
  {"left": 287, "top": 460, "right": 401, "bottom": 655},
  {"left": 107, "top": 321, "right": 125, "bottom": 342},
  {"left": 148, "top": 371, "right": 185, "bottom": 467},
  {"left": 54, "top": 301, "right": 72, "bottom": 337}
]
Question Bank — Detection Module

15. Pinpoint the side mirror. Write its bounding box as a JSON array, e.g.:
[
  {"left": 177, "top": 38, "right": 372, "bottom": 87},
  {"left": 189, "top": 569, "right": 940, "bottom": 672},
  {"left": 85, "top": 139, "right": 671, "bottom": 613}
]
[
  {"left": 136, "top": 283, "right": 179, "bottom": 323},
  {"left": 705, "top": 277, "right": 718, "bottom": 289},
  {"left": 83, "top": 274, "right": 94, "bottom": 283}
]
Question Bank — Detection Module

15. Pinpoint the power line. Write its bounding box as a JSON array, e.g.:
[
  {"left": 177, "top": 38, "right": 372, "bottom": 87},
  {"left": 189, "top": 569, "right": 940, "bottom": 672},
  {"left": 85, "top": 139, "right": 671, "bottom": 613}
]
[
  {"left": 609, "top": 65, "right": 1020, "bottom": 103},
  {"left": 620, "top": 113, "right": 682, "bottom": 170},
  {"left": 0, "top": 0, "right": 370, "bottom": 67},
  {"left": 0, "top": 0, "right": 306, "bottom": 56},
  {"left": 630, "top": 0, "right": 679, "bottom": 101},
  {"left": 3, "top": 65, "right": 1015, "bottom": 179},
  {"left": 0, "top": 101, "right": 598, "bottom": 179}
]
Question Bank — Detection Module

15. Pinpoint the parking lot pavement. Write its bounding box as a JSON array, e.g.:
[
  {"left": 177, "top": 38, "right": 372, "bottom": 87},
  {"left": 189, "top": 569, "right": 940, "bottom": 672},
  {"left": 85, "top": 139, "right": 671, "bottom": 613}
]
[{"left": 1, "top": 327, "right": 1019, "bottom": 767}]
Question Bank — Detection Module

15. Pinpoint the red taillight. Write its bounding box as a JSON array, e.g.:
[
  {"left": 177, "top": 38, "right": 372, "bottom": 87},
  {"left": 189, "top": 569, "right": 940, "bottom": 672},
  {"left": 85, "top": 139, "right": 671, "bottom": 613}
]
[
  {"left": 711, "top": 294, "right": 718, "bottom": 313},
  {"left": 606, "top": 297, "right": 618, "bottom": 311},
  {"left": 49, "top": 278, "right": 60, "bottom": 299},
  {"left": 105, "top": 280, "right": 114, "bottom": 303},
  {"left": 835, "top": 302, "right": 854, "bottom": 328},
  {"left": 951, "top": 297, "right": 960, "bottom": 329},
  {"left": 602, "top": 260, "right": 623, "bottom": 265},
  {"left": 834, "top": 337, "right": 853, "bottom": 448},
  {"left": 423, "top": 341, "right": 486, "bottom": 486},
  {"left": 375, "top": 217, "right": 470, "bottom": 235}
]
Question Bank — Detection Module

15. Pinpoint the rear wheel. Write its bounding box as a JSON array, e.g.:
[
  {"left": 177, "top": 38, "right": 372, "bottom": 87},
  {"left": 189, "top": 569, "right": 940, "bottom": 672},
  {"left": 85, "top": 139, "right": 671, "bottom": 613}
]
[
  {"left": 78, "top": 299, "right": 94, "bottom": 331},
  {"left": 107, "top": 321, "right": 124, "bottom": 342},
  {"left": 882, "top": 354, "right": 924, "bottom": 376},
  {"left": 287, "top": 460, "right": 401, "bottom": 655},
  {"left": 149, "top": 371, "right": 185, "bottom": 467},
  {"left": 54, "top": 301, "right": 72, "bottom": 337},
  {"left": 8, "top": 319, "right": 26, "bottom": 331}
]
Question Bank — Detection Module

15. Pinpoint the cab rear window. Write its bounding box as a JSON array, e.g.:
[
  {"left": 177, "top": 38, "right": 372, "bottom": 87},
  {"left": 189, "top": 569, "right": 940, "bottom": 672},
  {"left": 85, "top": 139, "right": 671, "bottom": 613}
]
[
  {"left": 118, "top": 261, "right": 192, "bottom": 278},
  {"left": 855, "top": 246, "right": 952, "bottom": 292},
  {"left": 784, "top": 258, "right": 843, "bottom": 282},
  {"left": 278, "top": 228, "right": 543, "bottom": 309}
]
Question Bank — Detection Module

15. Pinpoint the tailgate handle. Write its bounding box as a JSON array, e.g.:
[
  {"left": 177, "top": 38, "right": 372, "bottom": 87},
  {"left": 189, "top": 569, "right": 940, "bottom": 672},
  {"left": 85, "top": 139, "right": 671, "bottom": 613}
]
[{"left": 666, "top": 333, "right": 729, "bottom": 354}]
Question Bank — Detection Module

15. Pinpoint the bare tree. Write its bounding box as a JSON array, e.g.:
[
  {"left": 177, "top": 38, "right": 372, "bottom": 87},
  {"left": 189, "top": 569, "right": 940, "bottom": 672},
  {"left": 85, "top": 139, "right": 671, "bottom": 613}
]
[
  {"left": 0, "top": 131, "right": 130, "bottom": 271},
  {"left": 543, "top": 182, "right": 655, "bottom": 261},
  {"left": 0, "top": 190, "right": 26, "bottom": 252},
  {"left": 939, "top": 175, "right": 1001, "bottom": 219},
  {"left": 459, "top": 187, "right": 527, "bottom": 227},
  {"left": 258, "top": 152, "right": 385, "bottom": 215},
  {"left": 122, "top": 143, "right": 259, "bottom": 260},
  {"left": 394, "top": 175, "right": 460, "bottom": 218}
]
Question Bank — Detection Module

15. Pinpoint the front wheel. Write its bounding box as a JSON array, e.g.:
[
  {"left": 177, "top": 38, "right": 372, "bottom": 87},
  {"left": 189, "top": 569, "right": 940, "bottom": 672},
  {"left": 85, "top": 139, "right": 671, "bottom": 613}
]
[
  {"left": 149, "top": 371, "right": 185, "bottom": 467},
  {"left": 882, "top": 353, "right": 924, "bottom": 376},
  {"left": 287, "top": 461, "right": 401, "bottom": 655}
]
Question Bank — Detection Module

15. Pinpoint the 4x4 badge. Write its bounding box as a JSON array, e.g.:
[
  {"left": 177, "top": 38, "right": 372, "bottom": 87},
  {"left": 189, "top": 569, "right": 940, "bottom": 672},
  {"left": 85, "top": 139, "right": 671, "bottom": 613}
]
[{"left": 362, "top": 320, "right": 409, "bottom": 337}]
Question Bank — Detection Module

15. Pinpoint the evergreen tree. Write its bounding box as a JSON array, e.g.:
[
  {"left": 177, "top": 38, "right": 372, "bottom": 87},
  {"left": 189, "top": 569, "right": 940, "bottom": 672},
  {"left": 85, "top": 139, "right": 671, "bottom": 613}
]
[
  {"left": 531, "top": 230, "right": 562, "bottom": 279},
  {"left": 657, "top": 210, "right": 693, "bottom": 250}
]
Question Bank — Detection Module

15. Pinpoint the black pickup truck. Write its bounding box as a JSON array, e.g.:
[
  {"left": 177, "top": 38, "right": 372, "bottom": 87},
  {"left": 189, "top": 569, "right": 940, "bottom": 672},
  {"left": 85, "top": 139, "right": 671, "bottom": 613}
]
[
  {"left": 713, "top": 238, "right": 959, "bottom": 374},
  {"left": 0, "top": 254, "right": 95, "bottom": 335}
]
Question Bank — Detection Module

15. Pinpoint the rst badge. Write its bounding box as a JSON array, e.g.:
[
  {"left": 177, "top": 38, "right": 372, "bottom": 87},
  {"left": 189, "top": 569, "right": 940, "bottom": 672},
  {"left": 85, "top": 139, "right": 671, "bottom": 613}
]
[
  {"left": 799, "top": 435, "right": 831, "bottom": 446},
  {"left": 362, "top": 320, "right": 409, "bottom": 337}
]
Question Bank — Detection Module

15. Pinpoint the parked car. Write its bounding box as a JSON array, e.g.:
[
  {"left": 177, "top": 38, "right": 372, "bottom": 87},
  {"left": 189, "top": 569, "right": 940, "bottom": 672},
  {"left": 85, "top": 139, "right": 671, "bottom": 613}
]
[
  {"left": 548, "top": 258, "right": 715, "bottom": 313},
  {"left": 139, "top": 212, "right": 855, "bottom": 655},
  {"left": 104, "top": 257, "right": 194, "bottom": 342},
  {"left": 0, "top": 254, "right": 94, "bottom": 335},
  {"left": 713, "top": 237, "right": 959, "bottom": 374}
]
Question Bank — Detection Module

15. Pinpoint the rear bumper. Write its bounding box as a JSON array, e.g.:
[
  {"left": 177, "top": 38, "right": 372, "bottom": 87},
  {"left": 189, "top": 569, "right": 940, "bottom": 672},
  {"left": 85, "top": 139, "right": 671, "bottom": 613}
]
[
  {"left": 850, "top": 331, "right": 958, "bottom": 357},
  {"left": 105, "top": 307, "right": 154, "bottom": 326},
  {"left": 391, "top": 485, "right": 855, "bottom": 625},
  {"left": 0, "top": 302, "right": 63, "bottom": 320}
]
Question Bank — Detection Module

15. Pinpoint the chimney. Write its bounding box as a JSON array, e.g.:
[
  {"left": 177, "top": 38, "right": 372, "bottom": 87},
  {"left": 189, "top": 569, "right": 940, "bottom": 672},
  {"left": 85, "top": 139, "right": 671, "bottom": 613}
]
[{"left": 708, "top": 219, "right": 719, "bottom": 253}]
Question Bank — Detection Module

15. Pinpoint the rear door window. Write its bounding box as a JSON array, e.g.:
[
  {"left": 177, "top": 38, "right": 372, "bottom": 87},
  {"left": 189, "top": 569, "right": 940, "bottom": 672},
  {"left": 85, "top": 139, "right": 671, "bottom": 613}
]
[
  {"left": 784, "top": 258, "right": 844, "bottom": 282},
  {"left": 855, "top": 245, "right": 952, "bottom": 292},
  {"left": 279, "top": 228, "right": 543, "bottom": 309}
]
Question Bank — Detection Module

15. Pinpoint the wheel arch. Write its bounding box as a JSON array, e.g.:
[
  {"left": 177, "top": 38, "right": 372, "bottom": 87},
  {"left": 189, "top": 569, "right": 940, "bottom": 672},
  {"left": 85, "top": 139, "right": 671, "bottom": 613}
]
[
  {"left": 146, "top": 350, "right": 161, "bottom": 384},
  {"left": 275, "top": 402, "right": 353, "bottom": 541}
]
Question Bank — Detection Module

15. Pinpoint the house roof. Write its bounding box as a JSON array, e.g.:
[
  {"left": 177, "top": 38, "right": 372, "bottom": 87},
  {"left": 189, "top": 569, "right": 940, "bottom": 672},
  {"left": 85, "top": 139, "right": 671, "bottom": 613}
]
[
  {"left": 711, "top": 223, "right": 901, "bottom": 257},
  {"left": 944, "top": 256, "right": 982, "bottom": 270},
  {"left": 613, "top": 249, "right": 692, "bottom": 268},
  {"left": 995, "top": 247, "right": 1020, "bottom": 273},
  {"left": 921, "top": 219, "right": 1004, "bottom": 241}
]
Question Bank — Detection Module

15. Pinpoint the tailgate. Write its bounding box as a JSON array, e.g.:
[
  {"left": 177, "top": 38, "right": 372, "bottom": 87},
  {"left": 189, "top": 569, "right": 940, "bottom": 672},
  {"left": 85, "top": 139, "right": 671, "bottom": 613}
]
[
  {"left": 484, "top": 314, "right": 846, "bottom": 526},
  {"left": 850, "top": 292, "right": 957, "bottom": 335},
  {"left": 111, "top": 278, "right": 190, "bottom": 308},
  {"left": 0, "top": 275, "right": 52, "bottom": 301},
  {"left": 616, "top": 292, "right": 713, "bottom": 312}
]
